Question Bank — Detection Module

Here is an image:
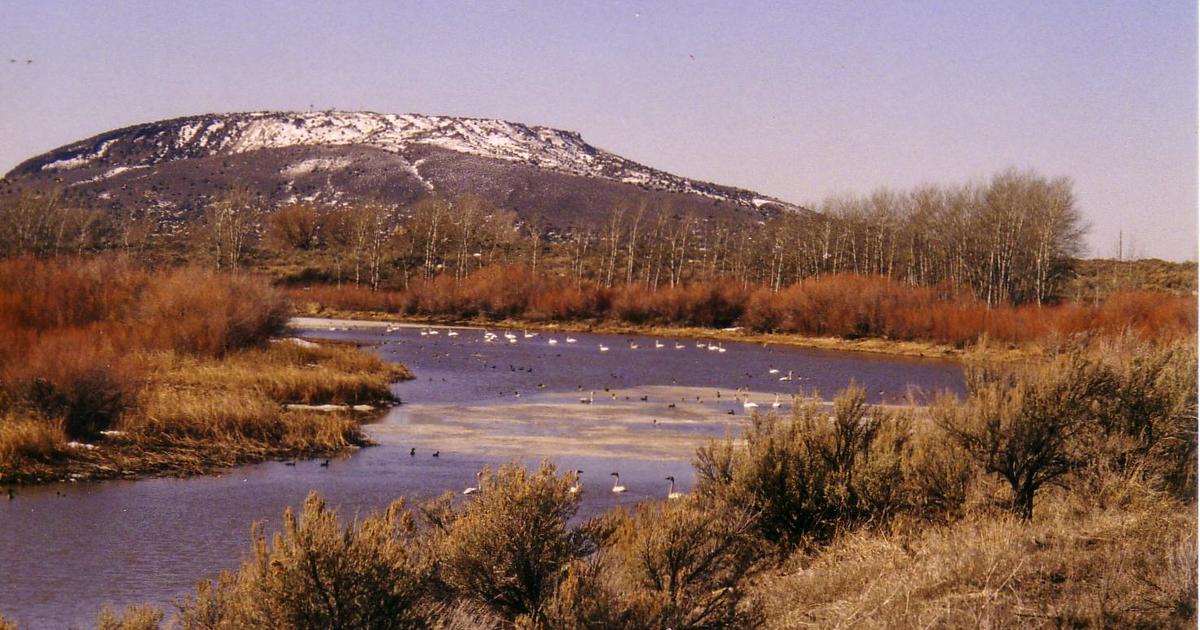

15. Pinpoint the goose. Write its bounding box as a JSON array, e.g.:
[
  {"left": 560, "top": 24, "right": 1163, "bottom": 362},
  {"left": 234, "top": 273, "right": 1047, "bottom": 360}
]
[
  {"left": 665, "top": 476, "right": 684, "bottom": 500},
  {"left": 569, "top": 470, "right": 584, "bottom": 494},
  {"left": 771, "top": 394, "right": 782, "bottom": 409},
  {"left": 599, "top": 344, "right": 609, "bottom": 352},
  {"left": 432, "top": 450, "right": 440, "bottom": 457},
  {"left": 565, "top": 337, "right": 578, "bottom": 343},
  {"left": 580, "top": 391, "right": 595, "bottom": 404},
  {"left": 654, "top": 340, "right": 664, "bottom": 349},
  {"left": 610, "top": 472, "right": 627, "bottom": 493},
  {"left": 463, "top": 471, "right": 483, "bottom": 495}
]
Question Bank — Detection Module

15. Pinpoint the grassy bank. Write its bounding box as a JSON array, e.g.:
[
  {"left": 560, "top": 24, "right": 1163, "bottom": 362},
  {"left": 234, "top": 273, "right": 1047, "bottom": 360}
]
[
  {"left": 286, "top": 268, "right": 1197, "bottom": 360},
  {"left": 0, "top": 257, "right": 410, "bottom": 485},
  {"left": 66, "top": 335, "right": 1195, "bottom": 629}
]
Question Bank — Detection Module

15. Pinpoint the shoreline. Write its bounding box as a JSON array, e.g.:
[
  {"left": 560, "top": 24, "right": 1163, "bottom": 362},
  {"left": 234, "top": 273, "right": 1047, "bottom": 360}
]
[{"left": 290, "top": 311, "right": 1040, "bottom": 362}]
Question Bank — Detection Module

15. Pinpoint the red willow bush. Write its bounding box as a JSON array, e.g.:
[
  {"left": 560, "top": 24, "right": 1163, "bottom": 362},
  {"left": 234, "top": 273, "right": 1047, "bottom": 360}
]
[
  {"left": 0, "top": 256, "right": 288, "bottom": 439},
  {"left": 287, "top": 266, "right": 1197, "bottom": 347}
]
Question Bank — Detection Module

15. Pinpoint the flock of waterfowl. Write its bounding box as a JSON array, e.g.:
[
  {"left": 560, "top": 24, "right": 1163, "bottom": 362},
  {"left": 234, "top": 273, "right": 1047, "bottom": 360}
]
[{"left": 355, "top": 325, "right": 826, "bottom": 501}]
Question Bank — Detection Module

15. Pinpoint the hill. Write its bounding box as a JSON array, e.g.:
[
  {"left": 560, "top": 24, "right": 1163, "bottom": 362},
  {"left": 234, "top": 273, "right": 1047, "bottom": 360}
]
[{"left": 1, "top": 110, "right": 805, "bottom": 230}]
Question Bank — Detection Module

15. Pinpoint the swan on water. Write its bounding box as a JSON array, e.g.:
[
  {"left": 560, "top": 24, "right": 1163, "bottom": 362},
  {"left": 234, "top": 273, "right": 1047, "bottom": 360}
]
[
  {"left": 665, "top": 476, "right": 684, "bottom": 500},
  {"left": 463, "top": 471, "right": 483, "bottom": 495},
  {"left": 610, "top": 472, "right": 627, "bottom": 493},
  {"left": 569, "top": 470, "right": 584, "bottom": 494}
]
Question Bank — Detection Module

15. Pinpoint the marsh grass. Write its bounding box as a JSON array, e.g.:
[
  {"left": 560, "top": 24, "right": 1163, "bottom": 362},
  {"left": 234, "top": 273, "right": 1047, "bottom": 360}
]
[{"left": 0, "top": 257, "right": 407, "bottom": 484}]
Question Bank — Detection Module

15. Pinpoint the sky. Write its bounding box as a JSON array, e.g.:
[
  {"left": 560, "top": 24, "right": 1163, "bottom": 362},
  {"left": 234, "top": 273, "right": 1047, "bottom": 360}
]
[{"left": 1, "top": 1, "right": 1195, "bottom": 260}]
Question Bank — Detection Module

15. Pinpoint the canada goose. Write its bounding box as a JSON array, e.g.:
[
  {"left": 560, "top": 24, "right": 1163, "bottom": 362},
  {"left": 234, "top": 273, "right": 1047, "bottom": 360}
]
[
  {"left": 580, "top": 391, "right": 595, "bottom": 404},
  {"left": 463, "top": 471, "right": 483, "bottom": 495},
  {"left": 569, "top": 470, "right": 584, "bottom": 494},
  {"left": 610, "top": 472, "right": 627, "bottom": 493},
  {"left": 665, "top": 476, "right": 683, "bottom": 500},
  {"left": 432, "top": 450, "right": 440, "bottom": 457}
]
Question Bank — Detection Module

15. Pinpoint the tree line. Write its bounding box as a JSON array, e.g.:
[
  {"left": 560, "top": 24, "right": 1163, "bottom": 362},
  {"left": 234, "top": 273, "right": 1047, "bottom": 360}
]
[{"left": 0, "top": 168, "right": 1086, "bottom": 304}]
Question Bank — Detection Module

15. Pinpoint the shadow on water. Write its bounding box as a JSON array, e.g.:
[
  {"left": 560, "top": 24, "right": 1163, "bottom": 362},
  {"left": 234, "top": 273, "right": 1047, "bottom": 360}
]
[{"left": 0, "top": 323, "right": 963, "bottom": 628}]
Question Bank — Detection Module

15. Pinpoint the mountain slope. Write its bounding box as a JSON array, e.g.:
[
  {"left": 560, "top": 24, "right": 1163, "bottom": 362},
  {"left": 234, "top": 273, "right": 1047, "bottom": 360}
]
[{"left": 2, "top": 111, "right": 804, "bottom": 228}]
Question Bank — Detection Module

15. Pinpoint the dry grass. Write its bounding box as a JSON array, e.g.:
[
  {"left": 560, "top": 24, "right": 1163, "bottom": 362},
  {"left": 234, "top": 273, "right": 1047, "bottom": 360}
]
[{"left": 754, "top": 491, "right": 1196, "bottom": 629}]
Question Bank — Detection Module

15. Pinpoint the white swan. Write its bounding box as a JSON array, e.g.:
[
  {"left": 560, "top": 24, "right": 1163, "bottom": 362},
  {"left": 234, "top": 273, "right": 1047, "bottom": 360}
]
[
  {"left": 742, "top": 394, "right": 759, "bottom": 410},
  {"left": 779, "top": 370, "right": 794, "bottom": 382},
  {"left": 580, "top": 391, "right": 595, "bottom": 404},
  {"left": 768, "top": 368, "right": 779, "bottom": 375},
  {"left": 569, "top": 470, "right": 584, "bottom": 495},
  {"left": 565, "top": 337, "right": 577, "bottom": 343},
  {"left": 665, "top": 476, "right": 683, "bottom": 500},
  {"left": 771, "top": 394, "right": 782, "bottom": 409},
  {"left": 446, "top": 330, "right": 459, "bottom": 337},
  {"left": 463, "top": 471, "right": 482, "bottom": 495},
  {"left": 548, "top": 338, "right": 558, "bottom": 345},
  {"left": 654, "top": 340, "right": 664, "bottom": 348},
  {"left": 674, "top": 342, "right": 686, "bottom": 349},
  {"left": 599, "top": 344, "right": 609, "bottom": 352},
  {"left": 610, "top": 472, "right": 627, "bottom": 493}
]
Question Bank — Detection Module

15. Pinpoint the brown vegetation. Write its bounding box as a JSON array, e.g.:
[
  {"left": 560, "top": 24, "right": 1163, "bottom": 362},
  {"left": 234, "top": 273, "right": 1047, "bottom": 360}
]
[
  {"left": 0, "top": 256, "right": 405, "bottom": 484},
  {"left": 89, "top": 334, "right": 1195, "bottom": 629},
  {"left": 288, "top": 267, "right": 1196, "bottom": 349}
]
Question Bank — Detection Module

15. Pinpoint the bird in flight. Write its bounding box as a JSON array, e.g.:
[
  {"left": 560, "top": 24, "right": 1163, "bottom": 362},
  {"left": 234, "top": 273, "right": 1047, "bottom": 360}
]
[{"left": 689, "top": 54, "right": 695, "bottom": 61}]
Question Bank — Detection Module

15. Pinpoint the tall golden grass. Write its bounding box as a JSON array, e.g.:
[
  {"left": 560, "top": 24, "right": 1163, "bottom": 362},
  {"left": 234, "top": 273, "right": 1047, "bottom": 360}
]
[{"left": 287, "top": 266, "right": 1196, "bottom": 347}]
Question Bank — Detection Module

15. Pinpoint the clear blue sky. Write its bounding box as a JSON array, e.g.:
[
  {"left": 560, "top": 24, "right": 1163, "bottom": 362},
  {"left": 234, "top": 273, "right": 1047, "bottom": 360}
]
[{"left": 1, "top": 1, "right": 1195, "bottom": 260}]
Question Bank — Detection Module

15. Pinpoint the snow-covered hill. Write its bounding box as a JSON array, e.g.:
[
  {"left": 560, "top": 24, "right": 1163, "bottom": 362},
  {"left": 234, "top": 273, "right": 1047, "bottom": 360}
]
[{"left": 4, "top": 111, "right": 804, "bottom": 226}]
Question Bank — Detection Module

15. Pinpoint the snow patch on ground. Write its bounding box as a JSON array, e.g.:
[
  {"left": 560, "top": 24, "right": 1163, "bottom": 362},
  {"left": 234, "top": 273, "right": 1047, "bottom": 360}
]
[{"left": 281, "top": 157, "right": 353, "bottom": 177}]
